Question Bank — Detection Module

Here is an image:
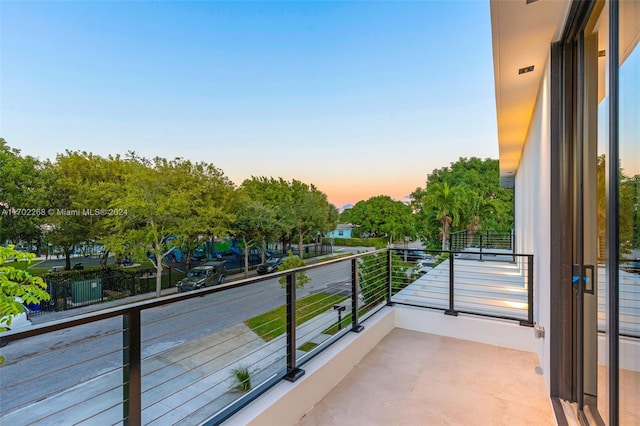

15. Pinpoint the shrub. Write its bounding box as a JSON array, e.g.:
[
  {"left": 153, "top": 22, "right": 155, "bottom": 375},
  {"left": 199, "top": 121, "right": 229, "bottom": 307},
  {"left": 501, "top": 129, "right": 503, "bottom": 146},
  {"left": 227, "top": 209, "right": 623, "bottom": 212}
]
[{"left": 230, "top": 365, "right": 252, "bottom": 392}]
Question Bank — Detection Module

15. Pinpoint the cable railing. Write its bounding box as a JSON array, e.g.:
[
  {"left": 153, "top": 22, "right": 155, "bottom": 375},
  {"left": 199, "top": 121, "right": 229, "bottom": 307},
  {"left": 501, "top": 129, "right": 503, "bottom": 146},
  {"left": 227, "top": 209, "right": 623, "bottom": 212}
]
[
  {"left": 449, "top": 230, "right": 515, "bottom": 253},
  {"left": 597, "top": 259, "right": 640, "bottom": 338},
  {"left": 0, "top": 248, "right": 529, "bottom": 426},
  {"left": 389, "top": 248, "right": 534, "bottom": 326}
]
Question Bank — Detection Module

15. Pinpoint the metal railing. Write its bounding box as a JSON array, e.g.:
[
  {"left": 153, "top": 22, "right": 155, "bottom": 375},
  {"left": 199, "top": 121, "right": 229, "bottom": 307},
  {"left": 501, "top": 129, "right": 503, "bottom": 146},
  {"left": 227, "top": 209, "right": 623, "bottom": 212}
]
[
  {"left": 389, "top": 248, "right": 534, "bottom": 326},
  {"left": 449, "top": 230, "right": 515, "bottom": 253},
  {"left": 0, "top": 248, "right": 532, "bottom": 425}
]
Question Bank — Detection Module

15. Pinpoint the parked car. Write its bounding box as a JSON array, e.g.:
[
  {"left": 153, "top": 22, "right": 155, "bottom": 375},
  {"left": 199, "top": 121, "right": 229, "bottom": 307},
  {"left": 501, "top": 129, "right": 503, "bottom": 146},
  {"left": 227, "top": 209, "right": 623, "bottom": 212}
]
[
  {"left": 402, "top": 250, "right": 431, "bottom": 262},
  {"left": 0, "top": 297, "right": 32, "bottom": 346},
  {"left": 176, "top": 261, "right": 227, "bottom": 293},
  {"left": 415, "top": 255, "right": 436, "bottom": 268},
  {"left": 256, "top": 256, "right": 288, "bottom": 275}
]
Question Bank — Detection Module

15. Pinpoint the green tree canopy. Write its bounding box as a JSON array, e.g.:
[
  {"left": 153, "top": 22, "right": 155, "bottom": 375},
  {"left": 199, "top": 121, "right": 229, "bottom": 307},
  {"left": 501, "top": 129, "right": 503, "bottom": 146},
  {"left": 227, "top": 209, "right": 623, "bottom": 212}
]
[
  {"left": 170, "top": 160, "right": 236, "bottom": 272},
  {"left": 45, "top": 151, "right": 131, "bottom": 269},
  {"left": 240, "top": 177, "right": 338, "bottom": 258},
  {"left": 0, "top": 139, "right": 49, "bottom": 248},
  {"left": 340, "top": 195, "right": 414, "bottom": 245},
  {"left": 411, "top": 157, "right": 513, "bottom": 249},
  {"left": 232, "top": 196, "right": 281, "bottom": 277}
]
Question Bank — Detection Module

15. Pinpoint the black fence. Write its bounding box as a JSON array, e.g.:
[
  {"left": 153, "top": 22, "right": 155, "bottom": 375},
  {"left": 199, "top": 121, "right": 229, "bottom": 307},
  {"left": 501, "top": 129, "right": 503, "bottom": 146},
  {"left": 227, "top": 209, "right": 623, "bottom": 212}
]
[{"left": 30, "top": 268, "right": 177, "bottom": 315}]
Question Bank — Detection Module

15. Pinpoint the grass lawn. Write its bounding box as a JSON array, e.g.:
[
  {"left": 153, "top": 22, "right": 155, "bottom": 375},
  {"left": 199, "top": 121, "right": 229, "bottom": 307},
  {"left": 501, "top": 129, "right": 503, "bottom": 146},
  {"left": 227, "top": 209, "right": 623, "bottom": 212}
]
[
  {"left": 5, "top": 260, "right": 37, "bottom": 270},
  {"left": 245, "top": 292, "right": 348, "bottom": 342},
  {"left": 298, "top": 341, "right": 319, "bottom": 352}
]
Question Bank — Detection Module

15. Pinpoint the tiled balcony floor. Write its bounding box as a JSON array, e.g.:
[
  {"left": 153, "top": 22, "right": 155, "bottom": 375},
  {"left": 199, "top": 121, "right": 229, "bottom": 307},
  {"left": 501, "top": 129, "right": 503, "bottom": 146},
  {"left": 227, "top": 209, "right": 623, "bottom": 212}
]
[{"left": 296, "top": 328, "right": 555, "bottom": 425}]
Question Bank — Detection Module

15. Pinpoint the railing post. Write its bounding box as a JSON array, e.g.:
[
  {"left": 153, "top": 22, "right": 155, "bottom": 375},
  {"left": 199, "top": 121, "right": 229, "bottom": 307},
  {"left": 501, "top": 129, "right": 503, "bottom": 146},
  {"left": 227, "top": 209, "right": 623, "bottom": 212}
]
[
  {"left": 63, "top": 281, "right": 68, "bottom": 311},
  {"left": 386, "top": 250, "right": 394, "bottom": 306},
  {"left": 123, "top": 308, "right": 141, "bottom": 426},
  {"left": 284, "top": 272, "right": 304, "bottom": 382},
  {"left": 351, "top": 258, "right": 364, "bottom": 332},
  {"left": 520, "top": 255, "right": 535, "bottom": 326},
  {"left": 52, "top": 281, "right": 59, "bottom": 312},
  {"left": 445, "top": 251, "right": 458, "bottom": 316},
  {"left": 479, "top": 235, "right": 484, "bottom": 261}
]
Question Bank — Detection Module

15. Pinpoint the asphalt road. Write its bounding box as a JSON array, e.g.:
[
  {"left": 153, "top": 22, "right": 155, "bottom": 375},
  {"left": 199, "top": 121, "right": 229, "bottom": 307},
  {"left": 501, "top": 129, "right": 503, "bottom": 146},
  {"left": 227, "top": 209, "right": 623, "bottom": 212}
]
[{"left": 0, "top": 260, "right": 354, "bottom": 415}]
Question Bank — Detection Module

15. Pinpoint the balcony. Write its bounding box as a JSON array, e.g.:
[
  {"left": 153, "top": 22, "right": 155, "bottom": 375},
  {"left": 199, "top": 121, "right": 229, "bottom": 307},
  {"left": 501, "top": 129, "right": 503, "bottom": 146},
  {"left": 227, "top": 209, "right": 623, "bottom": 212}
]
[
  {"left": 231, "top": 309, "right": 554, "bottom": 426},
  {"left": 0, "top": 248, "right": 573, "bottom": 425}
]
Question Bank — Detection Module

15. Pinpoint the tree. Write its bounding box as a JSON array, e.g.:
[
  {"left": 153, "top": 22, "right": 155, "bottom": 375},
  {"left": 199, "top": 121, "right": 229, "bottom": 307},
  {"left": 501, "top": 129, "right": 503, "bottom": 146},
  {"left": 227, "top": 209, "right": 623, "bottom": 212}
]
[
  {"left": 0, "top": 245, "right": 50, "bottom": 363},
  {"left": 597, "top": 154, "right": 639, "bottom": 258},
  {"left": 241, "top": 177, "right": 296, "bottom": 251},
  {"left": 465, "top": 195, "right": 502, "bottom": 245},
  {"left": 232, "top": 197, "right": 280, "bottom": 278},
  {"left": 277, "top": 251, "right": 310, "bottom": 289},
  {"left": 106, "top": 155, "right": 236, "bottom": 297},
  {"left": 288, "top": 180, "right": 338, "bottom": 259},
  {"left": 0, "top": 139, "right": 49, "bottom": 251},
  {"left": 411, "top": 157, "right": 513, "bottom": 249},
  {"left": 171, "top": 161, "right": 236, "bottom": 273},
  {"left": 341, "top": 196, "right": 415, "bottom": 245},
  {"left": 106, "top": 156, "right": 187, "bottom": 297},
  {"left": 46, "top": 151, "right": 130, "bottom": 269},
  {"left": 240, "top": 177, "right": 337, "bottom": 259},
  {"left": 45, "top": 155, "right": 93, "bottom": 270},
  {"left": 426, "top": 182, "right": 465, "bottom": 250}
]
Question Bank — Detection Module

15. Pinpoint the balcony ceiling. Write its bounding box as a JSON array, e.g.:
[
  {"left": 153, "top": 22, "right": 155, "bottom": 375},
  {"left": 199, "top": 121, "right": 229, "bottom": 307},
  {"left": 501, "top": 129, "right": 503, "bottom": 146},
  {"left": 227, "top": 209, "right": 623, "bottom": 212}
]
[{"left": 490, "top": 0, "right": 571, "bottom": 187}]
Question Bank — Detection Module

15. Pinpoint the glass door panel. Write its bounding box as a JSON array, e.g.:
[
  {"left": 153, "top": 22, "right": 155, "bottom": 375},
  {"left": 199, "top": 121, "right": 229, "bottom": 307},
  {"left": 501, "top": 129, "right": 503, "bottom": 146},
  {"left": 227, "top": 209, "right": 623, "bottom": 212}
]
[{"left": 618, "top": 1, "right": 640, "bottom": 423}]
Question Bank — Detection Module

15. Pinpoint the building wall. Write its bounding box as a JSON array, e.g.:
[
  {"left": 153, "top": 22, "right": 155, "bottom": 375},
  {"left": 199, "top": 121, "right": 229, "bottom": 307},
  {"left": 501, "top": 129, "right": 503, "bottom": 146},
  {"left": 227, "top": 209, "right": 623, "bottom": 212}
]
[
  {"left": 325, "top": 229, "right": 353, "bottom": 239},
  {"left": 514, "top": 54, "right": 552, "bottom": 394}
]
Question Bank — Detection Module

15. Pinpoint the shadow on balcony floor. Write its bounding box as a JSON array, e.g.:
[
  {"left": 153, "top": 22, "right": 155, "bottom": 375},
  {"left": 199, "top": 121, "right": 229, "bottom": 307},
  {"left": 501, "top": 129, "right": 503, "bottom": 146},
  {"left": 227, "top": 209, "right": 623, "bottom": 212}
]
[{"left": 296, "top": 328, "right": 555, "bottom": 425}]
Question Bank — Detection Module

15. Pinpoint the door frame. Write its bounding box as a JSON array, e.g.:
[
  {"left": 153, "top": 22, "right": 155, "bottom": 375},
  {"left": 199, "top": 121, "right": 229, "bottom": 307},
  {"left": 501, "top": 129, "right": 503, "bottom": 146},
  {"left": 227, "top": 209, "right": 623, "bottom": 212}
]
[{"left": 549, "top": 0, "right": 621, "bottom": 424}]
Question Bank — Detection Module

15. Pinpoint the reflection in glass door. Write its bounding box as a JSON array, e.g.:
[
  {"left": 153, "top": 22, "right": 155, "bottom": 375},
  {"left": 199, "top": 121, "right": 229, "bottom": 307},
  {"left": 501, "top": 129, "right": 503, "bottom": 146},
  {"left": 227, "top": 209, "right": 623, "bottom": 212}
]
[{"left": 617, "top": 0, "right": 640, "bottom": 423}]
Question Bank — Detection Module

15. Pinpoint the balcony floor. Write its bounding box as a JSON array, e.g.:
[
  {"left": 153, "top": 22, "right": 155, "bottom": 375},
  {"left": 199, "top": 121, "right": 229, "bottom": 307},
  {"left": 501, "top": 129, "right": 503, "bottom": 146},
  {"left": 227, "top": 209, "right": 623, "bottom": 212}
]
[{"left": 296, "top": 328, "right": 555, "bottom": 425}]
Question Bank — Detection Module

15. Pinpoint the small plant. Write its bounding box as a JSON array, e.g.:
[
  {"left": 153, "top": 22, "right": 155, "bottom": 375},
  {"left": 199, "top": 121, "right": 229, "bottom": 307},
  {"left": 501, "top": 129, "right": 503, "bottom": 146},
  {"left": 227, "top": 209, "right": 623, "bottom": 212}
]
[
  {"left": 230, "top": 365, "right": 252, "bottom": 393},
  {"left": 278, "top": 250, "right": 311, "bottom": 289}
]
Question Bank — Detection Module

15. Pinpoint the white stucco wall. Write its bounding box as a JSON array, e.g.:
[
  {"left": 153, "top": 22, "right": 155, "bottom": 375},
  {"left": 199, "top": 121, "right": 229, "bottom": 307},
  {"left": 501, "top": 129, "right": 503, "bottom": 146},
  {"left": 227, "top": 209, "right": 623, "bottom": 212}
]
[{"left": 513, "top": 54, "right": 552, "bottom": 394}]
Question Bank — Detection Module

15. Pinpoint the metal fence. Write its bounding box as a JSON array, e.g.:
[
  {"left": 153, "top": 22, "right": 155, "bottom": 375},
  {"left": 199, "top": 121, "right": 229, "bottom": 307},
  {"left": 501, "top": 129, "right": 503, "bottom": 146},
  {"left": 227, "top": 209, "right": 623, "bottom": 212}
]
[
  {"left": 31, "top": 268, "right": 177, "bottom": 315},
  {"left": 0, "top": 248, "right": 531, "bottom": 426}
]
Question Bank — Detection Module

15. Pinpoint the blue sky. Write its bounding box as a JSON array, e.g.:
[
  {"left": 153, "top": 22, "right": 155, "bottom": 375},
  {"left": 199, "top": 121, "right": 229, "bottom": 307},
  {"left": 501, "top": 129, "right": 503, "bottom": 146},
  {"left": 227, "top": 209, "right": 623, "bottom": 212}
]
[{"left": 0, "top": 1, "right": 499, "bottom": 207}]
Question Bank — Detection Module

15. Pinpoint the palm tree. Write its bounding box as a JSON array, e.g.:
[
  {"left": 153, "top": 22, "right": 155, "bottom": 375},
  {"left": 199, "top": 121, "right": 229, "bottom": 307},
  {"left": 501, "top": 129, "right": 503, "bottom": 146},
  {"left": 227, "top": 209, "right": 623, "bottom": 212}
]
[
  {"left": 426, "top": 182, "right": 465, "bottom": 250},
  {"left": 465, "top": 196, "right": 501, "bottom": 247}
]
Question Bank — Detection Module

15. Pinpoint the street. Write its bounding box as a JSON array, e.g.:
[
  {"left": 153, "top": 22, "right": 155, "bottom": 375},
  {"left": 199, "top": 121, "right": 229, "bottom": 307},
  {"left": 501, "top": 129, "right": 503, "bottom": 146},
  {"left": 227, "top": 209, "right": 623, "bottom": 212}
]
[{"left": 0, "top": 259, "right": 354, "bottom": 418}]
